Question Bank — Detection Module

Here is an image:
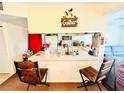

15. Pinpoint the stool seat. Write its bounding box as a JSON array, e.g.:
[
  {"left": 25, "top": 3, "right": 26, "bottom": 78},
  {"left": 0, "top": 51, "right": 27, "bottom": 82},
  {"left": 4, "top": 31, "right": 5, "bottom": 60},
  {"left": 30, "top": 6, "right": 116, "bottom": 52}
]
[
  {"left": 78, "top": 59, "right": 114, "bottom": 91},
  {"left": 80, "top": 66, "right": 98, "bottom": 82},
  {"left": 14, "top": 61, "right": 49, "bottom": 91}
]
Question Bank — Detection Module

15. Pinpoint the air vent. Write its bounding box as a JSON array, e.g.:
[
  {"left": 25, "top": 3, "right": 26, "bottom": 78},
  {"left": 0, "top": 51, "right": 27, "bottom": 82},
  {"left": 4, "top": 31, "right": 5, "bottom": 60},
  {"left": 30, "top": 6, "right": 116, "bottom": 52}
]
[{"left": 0, "top": 2, "right": 3, "bottom": 10}]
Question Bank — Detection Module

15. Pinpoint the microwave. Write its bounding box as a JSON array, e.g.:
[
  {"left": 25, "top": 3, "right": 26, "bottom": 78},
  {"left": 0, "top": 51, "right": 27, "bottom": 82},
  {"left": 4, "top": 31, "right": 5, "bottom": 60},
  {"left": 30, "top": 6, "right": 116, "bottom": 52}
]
[{"left": 62, "top": 36, "right": 72, "bottom": 40}]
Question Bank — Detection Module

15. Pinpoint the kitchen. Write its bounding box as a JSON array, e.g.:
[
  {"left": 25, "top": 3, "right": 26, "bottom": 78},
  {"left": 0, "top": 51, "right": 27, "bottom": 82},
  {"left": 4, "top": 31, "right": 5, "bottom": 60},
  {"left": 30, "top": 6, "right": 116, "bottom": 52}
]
[
  {"left": 0, "top": 2, "right": 122, "bottom": 90},
  {"left": 28, "top": 32, "right": 103, "bottom": 82}
]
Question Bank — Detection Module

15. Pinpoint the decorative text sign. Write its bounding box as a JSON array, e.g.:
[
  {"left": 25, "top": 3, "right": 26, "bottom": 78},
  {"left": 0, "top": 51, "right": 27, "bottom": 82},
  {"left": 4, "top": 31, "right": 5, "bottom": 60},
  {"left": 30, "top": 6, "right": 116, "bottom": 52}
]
[
  {"left": 61, "top": 17, "right": 78, "bottom": 27},
  {"left": 61, "top": 8, "right": 78, "bottom": 27}
]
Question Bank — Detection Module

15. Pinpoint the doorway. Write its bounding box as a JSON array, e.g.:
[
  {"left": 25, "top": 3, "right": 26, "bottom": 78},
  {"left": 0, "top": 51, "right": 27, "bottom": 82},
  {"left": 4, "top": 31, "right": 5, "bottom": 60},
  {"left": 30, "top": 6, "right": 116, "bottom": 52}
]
[{"left": 0, "top": 26, "right": 11, "bottom": 84}]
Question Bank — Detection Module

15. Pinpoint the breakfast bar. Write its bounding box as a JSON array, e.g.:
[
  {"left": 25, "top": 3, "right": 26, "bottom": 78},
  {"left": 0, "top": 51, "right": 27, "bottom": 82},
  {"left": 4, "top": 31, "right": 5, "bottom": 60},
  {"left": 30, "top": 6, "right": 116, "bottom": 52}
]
[{"left": 28, "top": 49, "right": 102, "bottom": 82}]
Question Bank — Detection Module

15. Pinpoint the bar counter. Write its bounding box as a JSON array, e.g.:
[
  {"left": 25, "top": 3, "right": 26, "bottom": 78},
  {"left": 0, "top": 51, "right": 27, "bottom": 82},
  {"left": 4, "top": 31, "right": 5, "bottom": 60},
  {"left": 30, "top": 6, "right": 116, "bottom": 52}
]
[{"left": 28, "top": 50, "right": 102, "bottom": 82}]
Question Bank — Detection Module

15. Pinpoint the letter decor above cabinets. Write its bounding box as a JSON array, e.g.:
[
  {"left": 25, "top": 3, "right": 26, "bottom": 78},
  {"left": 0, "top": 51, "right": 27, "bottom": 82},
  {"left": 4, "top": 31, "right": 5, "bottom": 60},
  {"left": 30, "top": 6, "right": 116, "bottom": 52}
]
[{"left": 61, "top": 8, "right": 78, "bottom": 27}]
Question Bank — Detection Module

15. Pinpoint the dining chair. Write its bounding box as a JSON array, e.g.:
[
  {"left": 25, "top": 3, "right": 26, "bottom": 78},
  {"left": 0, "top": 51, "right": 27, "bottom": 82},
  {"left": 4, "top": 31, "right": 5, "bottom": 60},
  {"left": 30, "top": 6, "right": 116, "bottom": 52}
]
[
  {"left": 77, "top": 59, "right": 114, "bottom": 91},
  {"left": 14, "top": 61, "right": 49, "bottom": 91}
]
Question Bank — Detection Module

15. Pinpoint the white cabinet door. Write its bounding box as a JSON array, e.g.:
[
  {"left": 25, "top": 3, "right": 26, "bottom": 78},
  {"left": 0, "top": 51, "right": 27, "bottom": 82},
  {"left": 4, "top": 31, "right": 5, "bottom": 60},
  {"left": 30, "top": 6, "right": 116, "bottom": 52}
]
[
  {"left": 0, "top": 27, "right": 9, "bottom": 73},
  {"left": 45, "top": 35, "right": 57, "bottom": 53}
]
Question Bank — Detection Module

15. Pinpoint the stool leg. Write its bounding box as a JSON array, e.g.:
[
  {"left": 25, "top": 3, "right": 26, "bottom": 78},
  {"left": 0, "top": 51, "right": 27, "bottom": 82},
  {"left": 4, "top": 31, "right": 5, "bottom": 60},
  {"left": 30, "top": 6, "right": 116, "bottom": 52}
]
[
  {"left": 77, "top": 82, "right": 85, "bottom": 88},
  {"left": 45, "top": 71, "right": 49, "bottom": 86},
  {"left": 45, "top": 71, "right": 47, "bottom": 84},
  {"left": 97, "top": 82, "right": 102, "bottom": 91},
  {"left": 78, "top": 71, "right": 88, "bottom": 91},
  {"left": 27, "top": 83, "right": 30, "bottom": 91}
]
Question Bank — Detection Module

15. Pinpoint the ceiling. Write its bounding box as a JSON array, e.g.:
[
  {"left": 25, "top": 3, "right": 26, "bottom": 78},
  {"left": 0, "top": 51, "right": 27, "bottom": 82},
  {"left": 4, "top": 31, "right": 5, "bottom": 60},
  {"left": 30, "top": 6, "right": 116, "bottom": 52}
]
[
  {"left": 26, "top": 2, "right": 124, "bottom": 15},
  {"left": 80, "top": 3, "right": 124, "bottom": 15}
]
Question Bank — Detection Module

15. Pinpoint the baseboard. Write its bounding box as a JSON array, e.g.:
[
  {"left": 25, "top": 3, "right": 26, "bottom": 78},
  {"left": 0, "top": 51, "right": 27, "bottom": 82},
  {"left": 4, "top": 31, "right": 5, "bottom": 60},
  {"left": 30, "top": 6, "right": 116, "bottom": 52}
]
[
  {"left": 47, "top": 82, "right": 80, "bottom": 84},
  {"left": 0, "top": 73, "right": 12, "bottom": 85}
]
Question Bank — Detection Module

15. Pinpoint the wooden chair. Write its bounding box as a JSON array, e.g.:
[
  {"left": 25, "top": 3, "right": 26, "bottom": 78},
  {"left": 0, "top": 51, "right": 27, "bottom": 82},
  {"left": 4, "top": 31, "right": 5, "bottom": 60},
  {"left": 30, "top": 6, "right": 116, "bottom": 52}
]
[
  {"left": 14, "top": 61, "right": 49, "bottom": 91},
  {"left": 77, "top": 59, "right": 114, "bottom": 91}
]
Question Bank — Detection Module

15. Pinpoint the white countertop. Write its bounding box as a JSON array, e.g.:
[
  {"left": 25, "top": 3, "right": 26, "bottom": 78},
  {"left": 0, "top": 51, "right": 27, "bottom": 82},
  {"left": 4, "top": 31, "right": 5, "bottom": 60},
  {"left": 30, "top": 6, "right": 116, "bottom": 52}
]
[
  {"left": 28, "top": 49, "right": 101, "bottom": 82},
  {"left": 29, "top": 49, "right": 99, "bottom": 61}
]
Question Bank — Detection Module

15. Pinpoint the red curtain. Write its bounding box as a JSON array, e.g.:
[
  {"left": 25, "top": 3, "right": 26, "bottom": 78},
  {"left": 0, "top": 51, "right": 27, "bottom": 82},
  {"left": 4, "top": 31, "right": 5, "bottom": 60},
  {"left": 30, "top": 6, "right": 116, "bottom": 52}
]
[{"left": 28, "top": 34, "right": 42, "bottom": 53}]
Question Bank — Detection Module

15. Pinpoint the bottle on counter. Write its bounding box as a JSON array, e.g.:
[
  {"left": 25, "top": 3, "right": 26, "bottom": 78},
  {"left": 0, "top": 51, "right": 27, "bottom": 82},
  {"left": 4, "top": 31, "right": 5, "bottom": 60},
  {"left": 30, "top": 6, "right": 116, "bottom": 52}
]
[
  {"left": 76, "top": 50, "right": 79, "bottom": 55},
  {"left": 45, "top": 48, "right": 50, "bottom": 55},
  {"left": 92, "top": 48, "right": 96, "bottom": 56},
  {"left": 73, "top": 51, "right": 76, "bottom": 56},
  {"left": 88, "top": 48, "right": 96, "bottom": 56}
]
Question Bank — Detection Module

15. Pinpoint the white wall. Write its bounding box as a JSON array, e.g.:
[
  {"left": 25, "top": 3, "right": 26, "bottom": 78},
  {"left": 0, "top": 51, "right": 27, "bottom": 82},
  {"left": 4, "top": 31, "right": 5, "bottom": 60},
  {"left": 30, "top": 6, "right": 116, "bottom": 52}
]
[
  {"left": 5, "top": 20, "right": 28, "bottom": 57},
  {"left": 2, "top": 3, "right": 28, "bottom": 18},
  {"left": 105, "top": 9, "right": 124, "bottom": 46},
  {"left": 120, "top": 26, "right": 124, "bottom": 46},
  {"left": 0, "top": 27, "right": 10, "bottom": 73},
  {"left": 105, "top": 24, "right": 121, "bottom": 45},
  {"left": 28, "top": 4, "right": 105, "bottom": 33},
  {"left": 0, "top": 15, "right": 28, "bottom": 74}
]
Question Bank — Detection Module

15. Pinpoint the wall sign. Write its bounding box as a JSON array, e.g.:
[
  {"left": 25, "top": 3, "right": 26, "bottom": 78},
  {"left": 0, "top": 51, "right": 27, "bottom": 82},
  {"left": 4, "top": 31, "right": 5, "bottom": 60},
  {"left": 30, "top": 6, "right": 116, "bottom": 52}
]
[{"left": 61, "top": 8, "right": 78, "bottom": 27}]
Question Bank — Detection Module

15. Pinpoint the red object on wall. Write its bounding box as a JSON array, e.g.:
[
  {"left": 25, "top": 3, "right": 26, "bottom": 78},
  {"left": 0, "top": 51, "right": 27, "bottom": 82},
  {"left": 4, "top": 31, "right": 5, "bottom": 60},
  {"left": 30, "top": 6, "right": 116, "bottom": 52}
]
[{"left": 28, "top": 34, "right": 42, "bottom": 53}]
